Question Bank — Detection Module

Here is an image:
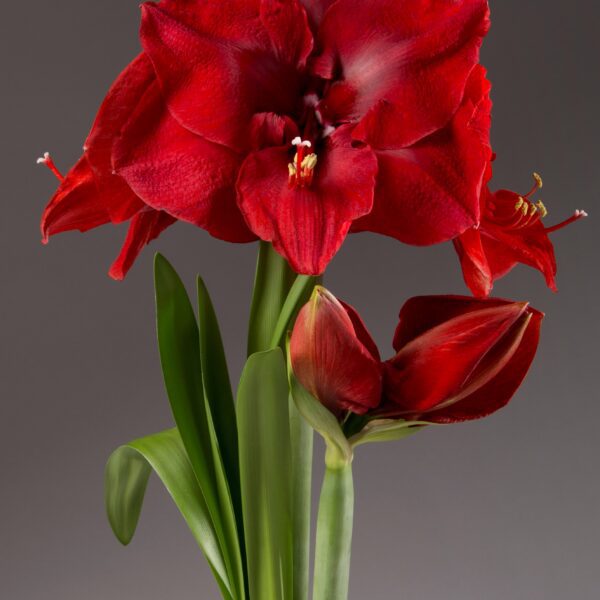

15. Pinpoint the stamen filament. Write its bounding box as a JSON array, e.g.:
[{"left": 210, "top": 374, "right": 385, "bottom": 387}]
[{"left": 544, "top": 210, "right": 588, "bottom": 233}]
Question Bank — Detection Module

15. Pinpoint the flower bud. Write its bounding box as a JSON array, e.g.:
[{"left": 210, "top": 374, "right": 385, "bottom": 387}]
[
  {"left": 383, "top": 296, "right": 543, "bottom": 422},
  {"left": 290, "top": 287, "right": 382, "bottom": 417}
]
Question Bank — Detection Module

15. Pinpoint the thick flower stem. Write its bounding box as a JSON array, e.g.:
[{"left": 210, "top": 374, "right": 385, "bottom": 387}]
[
  {"left": 247, "top": 241, "right": 295, "bottom": 356},
  {"left": 313, "top": 459, "right": 354, "bottom": 600}
]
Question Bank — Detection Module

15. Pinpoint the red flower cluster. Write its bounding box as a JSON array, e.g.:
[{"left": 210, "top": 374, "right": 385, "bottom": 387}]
[
  {"left": 39, "top": 0, "right": 492, "bottom": 278},
  {"left": 290, "top": 287, "right": 542, "bottom": 423}
]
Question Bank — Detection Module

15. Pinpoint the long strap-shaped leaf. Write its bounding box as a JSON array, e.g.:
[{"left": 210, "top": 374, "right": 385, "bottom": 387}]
[
  {"left": 197, "top": 277, "right": 244, "bottom": 548},
  {"left": 237, "top": 349, "right": 293, "bottom": 600},
  {"left": 154, "top": 254, "right": 244, "bottom": 599},
  {"left": 105, "top": 428, "right": 234, "bottom": 600}
]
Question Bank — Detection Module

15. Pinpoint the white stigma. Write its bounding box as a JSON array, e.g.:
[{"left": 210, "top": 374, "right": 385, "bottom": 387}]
[
  {"left": 292, "top": 137, "right": 312, "bottom": 148},
  {"left": 575, "top": 209, "right": 589, "bottom": 218},
  {"left": 36, "top": 151, "right": 50, "bottom": 165}
]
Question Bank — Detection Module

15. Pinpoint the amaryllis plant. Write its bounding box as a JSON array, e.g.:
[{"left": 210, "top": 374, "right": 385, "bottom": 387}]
[{"left": 38, "top": 1, "right": 586, "bottom": 599}]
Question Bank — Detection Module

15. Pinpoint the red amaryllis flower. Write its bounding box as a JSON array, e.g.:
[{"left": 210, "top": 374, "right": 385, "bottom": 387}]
[
  {"left": 290, "top": 288, "right": 542, "bottom": 424},
  {"left": 454, "top": 167, "right": 588, "bottom": 297},
  {"left": 40, "top": 0, "right": 491, "bottom": 277},
  {"left": 384, "top": 295, "right": 542, "bottom": 422}
]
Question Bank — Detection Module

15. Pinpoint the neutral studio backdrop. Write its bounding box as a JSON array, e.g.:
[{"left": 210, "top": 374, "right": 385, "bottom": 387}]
[{"left": 2, "top": 2, "right": 599, "bottom": 599}]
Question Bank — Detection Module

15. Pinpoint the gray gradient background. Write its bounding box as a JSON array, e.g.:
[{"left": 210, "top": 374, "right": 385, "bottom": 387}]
[{"left": 2, "top": 2, "right": 599, "bottom": 599}]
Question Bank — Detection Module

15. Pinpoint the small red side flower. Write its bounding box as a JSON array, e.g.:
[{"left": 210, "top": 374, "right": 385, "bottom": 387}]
[
  {"left": 290, "top": 288, "right": 543, "bottom": 424},
  {"left": 40, "top": 0, "right": 492, "bottom": 277},
  {"left": 454, "top": 167, "right": 588, "bottom": 297}
]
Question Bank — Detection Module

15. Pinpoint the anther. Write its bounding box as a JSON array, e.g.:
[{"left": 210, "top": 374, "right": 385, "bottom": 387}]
[
  {"left": 524, "top": 171, "right": 543, "bottom": 198},
  {"left": 36, "top": 152, "right": 64, "bottom": 182},
  {"left": 536, "top": 200, "right": 548, "bottom": 218}
]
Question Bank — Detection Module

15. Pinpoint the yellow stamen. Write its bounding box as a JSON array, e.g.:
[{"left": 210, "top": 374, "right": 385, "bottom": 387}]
[
  {"left": 515, "top": 197, "right": 524, "bottom": 211},
  {"left": 536, "top": 200, "right": 548, "bottom": 218},
  {"left": 301, "top": 154, "right": 318, "bottom": 170},
  {"left": 533, "top": 172, "right": 543, "bottom": 189}
]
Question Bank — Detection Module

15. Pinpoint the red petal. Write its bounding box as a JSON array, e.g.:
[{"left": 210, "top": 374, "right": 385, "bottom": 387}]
[
  {"left": 384, "top": 301, "right": 530, "bottom": 413},
  {"left": 480, "top": 191, "right": 558, "bottom": 292},
  {"left": 83, "top": 53, "right": 154, "bottom": 222},
  {"left": 299, "top": 0, "right": 337, "bottom": 29},
  {"left": 260, "top": 0, "right": 313, "bottom": 66},
  {"left": 140, "top": 3, "right": 307, "bottom": 152},
  {"left": 453, "top": 226, "right": 493, "bottom": 298},
  {"left": 339, "top": 300, "right": 381, "bottom": 362},
  {"left": 426, "top": 308, "right": 543, "bottom": 422},
  {"left": 114, "top": 81, "right": 255, "bottom": 243},
  {"left": 392, "top": 295, "right": 516, "bottom": 352},
  {"left": 314, "top": 0, "right": 489, "bottom": 147},
  {"left": 236, "top": 125, "right": 377, "bottom": 274},
  {"left": 249, "top": 112, "right": 300, "bottom": 151},
  {"left": 351, "top": 65, "right": 492, "bottom": 245},
  {"left": 109, "top": 209, "right": 176, "bottom": 280},
  {"left": 290, "top": 287, "right": 382, "bottom": 415},
  {"left": 41, "top": 156, "right": 113, "bottom": 241}
]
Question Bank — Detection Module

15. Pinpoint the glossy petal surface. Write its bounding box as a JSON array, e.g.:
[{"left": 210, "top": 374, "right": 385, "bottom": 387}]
[
  {"left": 290, "top": 287, "right": 382, "bottom": 415},
  {"left": 315, "top": 0, "right": 489, "bottom": 147},
  {"left": 114, "top": 82, "right": 255, "bottom": 242}
]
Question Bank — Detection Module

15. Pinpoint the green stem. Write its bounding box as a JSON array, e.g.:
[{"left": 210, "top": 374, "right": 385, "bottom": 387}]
[
  {"left": 313, "top": 460, "right": 354, "bottom": 600},
  {"left": 289, "top": 395, "right": 314, "bottom": 600},
  {"left": 247, "top": 242, "right": 295, "bottom": 356}
]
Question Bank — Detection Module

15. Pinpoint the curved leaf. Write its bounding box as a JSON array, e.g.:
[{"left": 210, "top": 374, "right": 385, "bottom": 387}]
[
  {"left": 197, "top": 276, "right": 243, "bottom": 539},
  {"left": 154, "top": 254, "right": 244, "bottom": 599},
  {"left": 105, "top": 428, "right": 233, "bottom": 600}
]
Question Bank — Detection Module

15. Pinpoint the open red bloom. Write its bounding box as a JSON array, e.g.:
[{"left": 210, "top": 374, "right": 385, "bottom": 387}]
[
  {"left": 454, "top": 167, "right": 588, "bottom": 297},
  {"left": 40, "top": 0, "right": 491, "bottom": 277},
  {"left": 290, "top": 288, "right": 542, "bottom": 424}
]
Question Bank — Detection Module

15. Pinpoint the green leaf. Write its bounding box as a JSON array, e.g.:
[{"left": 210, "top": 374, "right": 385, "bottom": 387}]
[
  {"left": 154, "top": 254, "right": 244, "bottom": 599},
  {"left": 349, "top": 419, "right": 429, "bottom": 447},
  {"left": 105, "top": 428, "right": 233, "bottom": 600},
  {"left": 247, "top": 242, "right": 294, "bottom": 355},
  {"left": 269, "top": 274, "right": 319, "bottom": 349},
  {"left": 196, "top": 277, "right": 243, "bottom": 530},
  {"left": 237, "top": 349, "right": 293, "bottom": 600}
]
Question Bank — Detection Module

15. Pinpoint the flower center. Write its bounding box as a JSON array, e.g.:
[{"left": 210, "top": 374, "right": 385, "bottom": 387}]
[
  {"left": 486, "top": 172, "right": 588, "bottom": 233},
  {"left": 288, "top": 137, "right": 318, "bottom": 188},
  {"left": 511, "top": 172, "right": 547, "bottom": 228}
]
